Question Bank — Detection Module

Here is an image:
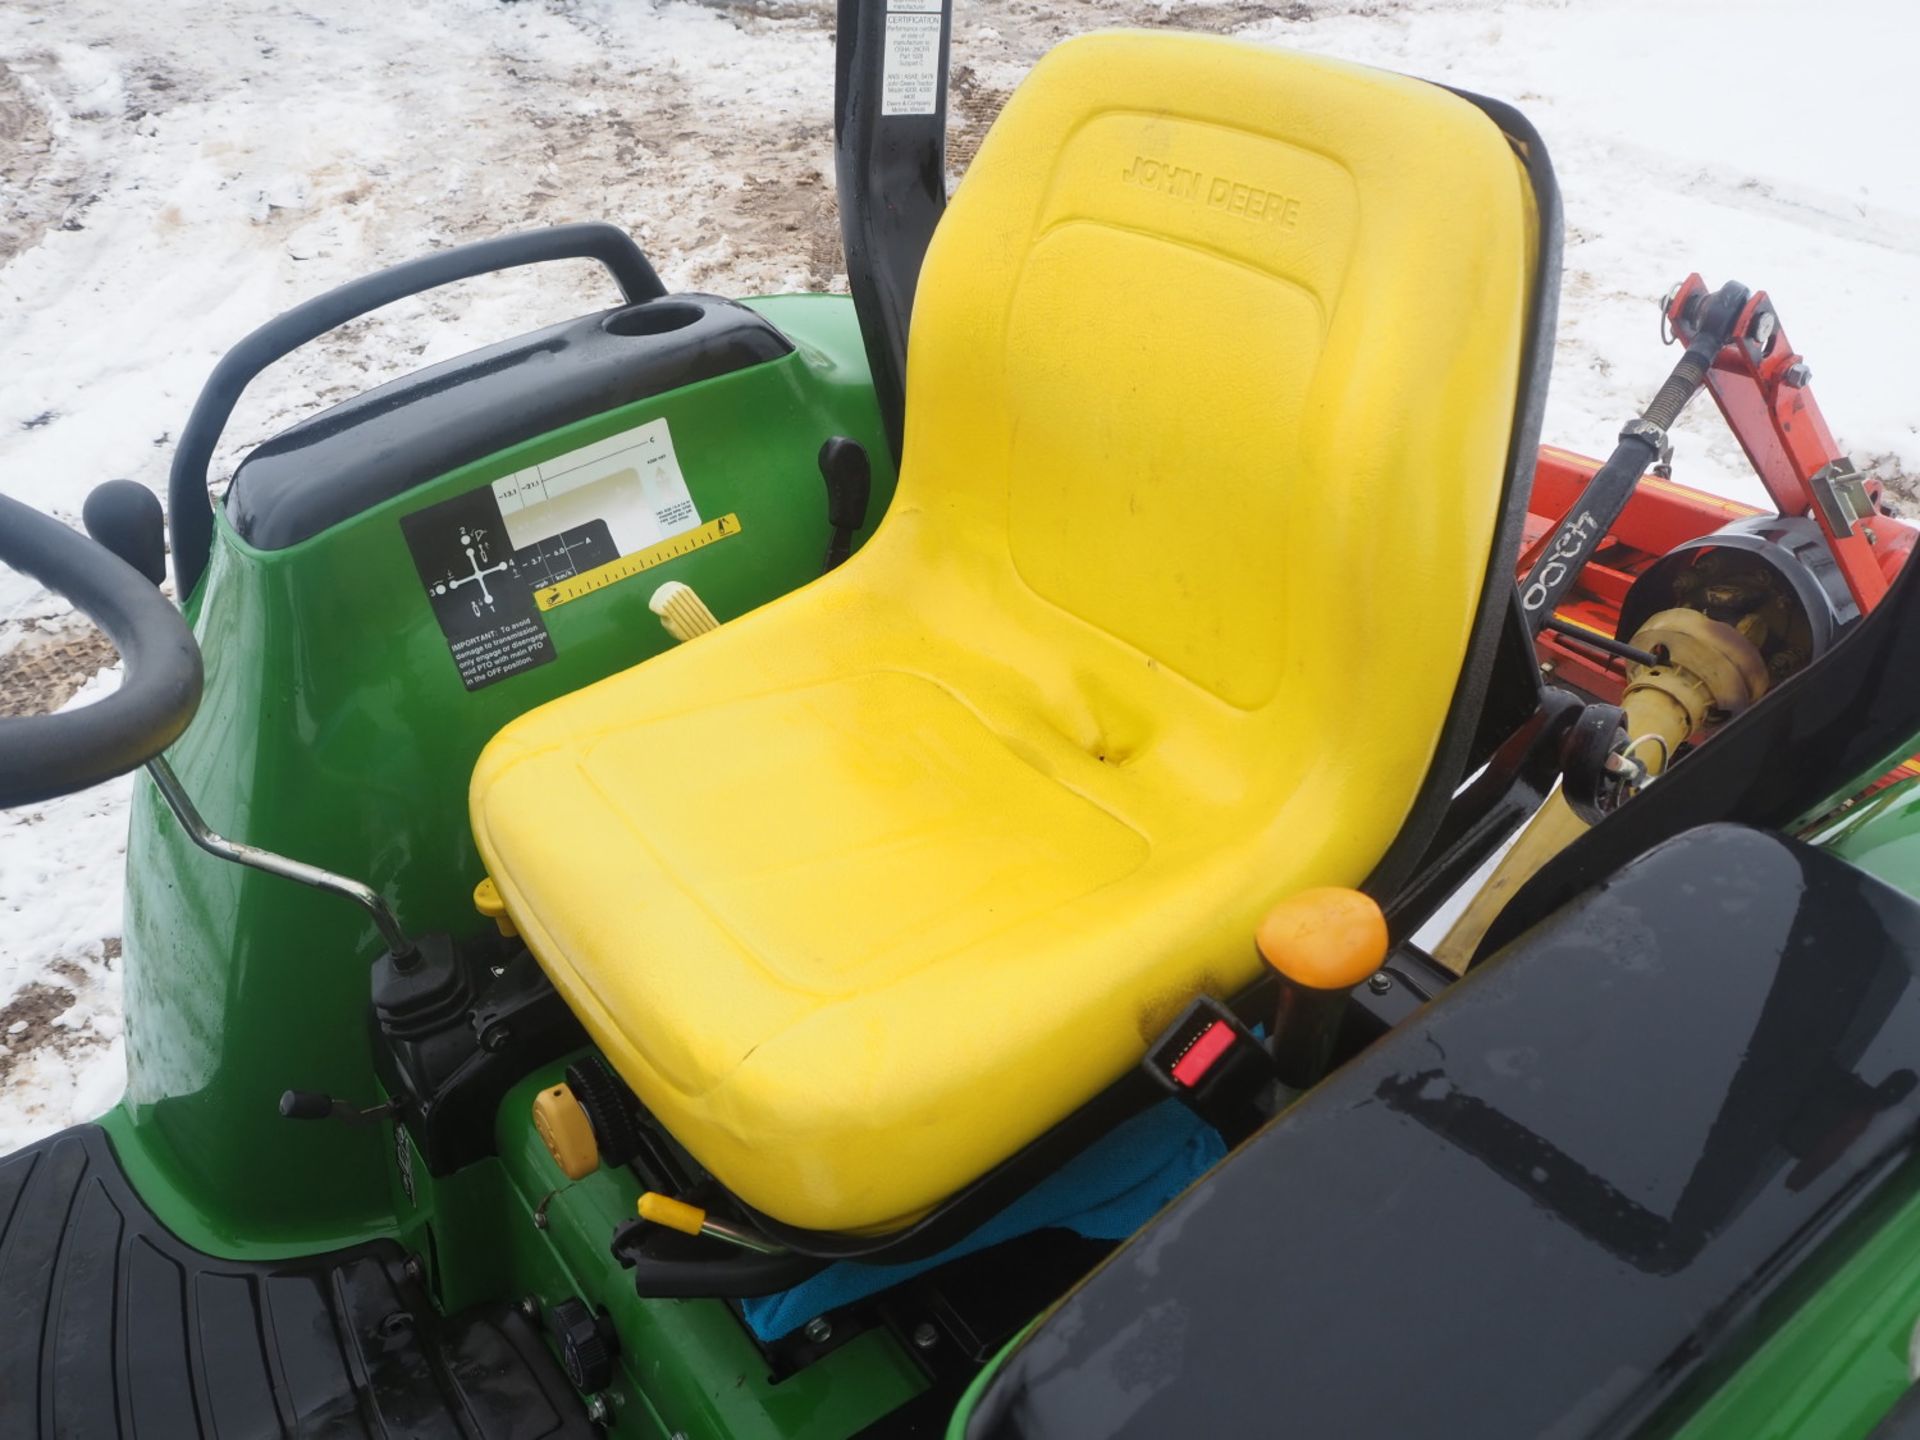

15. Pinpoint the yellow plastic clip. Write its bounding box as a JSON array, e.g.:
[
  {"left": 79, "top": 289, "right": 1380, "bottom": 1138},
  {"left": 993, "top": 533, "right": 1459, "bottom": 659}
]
[
  {"left": 637, "top": 1191, "right": 709, "bottom": 1237},
  {"left": 473, "top": 876, "right": 516, "bottom": 938}
]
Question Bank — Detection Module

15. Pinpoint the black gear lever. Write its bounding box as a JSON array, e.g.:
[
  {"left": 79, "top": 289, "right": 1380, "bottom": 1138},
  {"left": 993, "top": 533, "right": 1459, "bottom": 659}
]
[{"left": 818, "top": 437, "right": 872, "bottom": 572}]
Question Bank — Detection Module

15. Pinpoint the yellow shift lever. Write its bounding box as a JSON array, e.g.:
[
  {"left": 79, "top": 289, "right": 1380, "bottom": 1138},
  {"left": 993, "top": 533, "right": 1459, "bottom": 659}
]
[{"left": 650, "top": 581, "right": 720, "bottom": 643}]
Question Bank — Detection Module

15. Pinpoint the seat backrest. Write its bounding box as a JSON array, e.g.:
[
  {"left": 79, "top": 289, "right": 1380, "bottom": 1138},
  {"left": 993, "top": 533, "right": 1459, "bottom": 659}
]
[{"left": 895, "top": 33, "right": 1537, "bottom": 828}]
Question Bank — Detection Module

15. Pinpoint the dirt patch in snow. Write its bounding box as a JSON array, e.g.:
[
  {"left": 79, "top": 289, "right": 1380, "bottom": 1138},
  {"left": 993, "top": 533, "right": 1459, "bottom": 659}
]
[
  {"left": 948, "top": 64, "right": 1009, "bottom": 175},
  {"left": 739, "top": 169, "right": 842, "bottom": 289},
  {"left": 0, "top": 982, "right": 82, "bottom": 1086},
  {"left": 1865, "top": 454, "right": 1920, "bottom": 515},
  {"left": 685, "top": 0, "right": 834, "bottom": 25},
  {"left": 0, "top": 937, "right": 118, "bottom": 1091},
  {"left": 0, "top": 624, "right": 117, "bottom": 718},
  {"left": 0, "top": 64, "right": 57, "bottom": 264}
]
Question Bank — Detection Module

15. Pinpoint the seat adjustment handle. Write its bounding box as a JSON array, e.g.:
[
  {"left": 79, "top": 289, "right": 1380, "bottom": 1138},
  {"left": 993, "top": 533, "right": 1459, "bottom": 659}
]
[{"left": 638, "top": 1191, "right": 787, "bottom": 1255}]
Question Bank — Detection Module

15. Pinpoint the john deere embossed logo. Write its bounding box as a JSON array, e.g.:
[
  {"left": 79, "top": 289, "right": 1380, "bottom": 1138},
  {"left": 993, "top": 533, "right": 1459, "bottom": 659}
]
[{"left": 1120, "top": 153, "right": 1302, "bottom": 228}]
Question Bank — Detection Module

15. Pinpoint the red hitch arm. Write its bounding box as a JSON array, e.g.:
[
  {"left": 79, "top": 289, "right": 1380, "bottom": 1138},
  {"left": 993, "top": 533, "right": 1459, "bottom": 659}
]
[{"left": 1663, "top": 273, "right": 1906, "bottom": 612}]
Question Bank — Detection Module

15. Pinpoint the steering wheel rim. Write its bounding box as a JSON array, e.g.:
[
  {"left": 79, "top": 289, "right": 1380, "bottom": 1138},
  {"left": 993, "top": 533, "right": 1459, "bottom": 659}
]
[{"left": 0, "top": 490, "right": 203, "bottom": 807}]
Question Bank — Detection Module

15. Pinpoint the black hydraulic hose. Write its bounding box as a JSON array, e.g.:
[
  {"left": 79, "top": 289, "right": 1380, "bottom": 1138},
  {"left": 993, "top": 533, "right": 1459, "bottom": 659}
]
[
  {"left": 168, "top": 223, "right": 664, "bottom": 599},
  {"left": 1518, "top": 281, "right": 1751, "bottom": 634},
  {"left": 0, "top": 491, "right": 203, "bottom": 807}
]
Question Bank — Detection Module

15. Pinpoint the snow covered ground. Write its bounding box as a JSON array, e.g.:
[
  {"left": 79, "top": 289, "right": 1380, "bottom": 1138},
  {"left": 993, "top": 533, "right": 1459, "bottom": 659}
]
[{"left": 1, "top": 0, "right": 1916, "bottom": 1153}]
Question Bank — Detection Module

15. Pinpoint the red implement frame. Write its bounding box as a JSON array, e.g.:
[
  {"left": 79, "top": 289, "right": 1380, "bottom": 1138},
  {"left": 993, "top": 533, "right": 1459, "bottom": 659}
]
[
  {"left": 1522, "top": 275, "right": 1920, "bottom": 791},
  {"left": 1523, "top": 274, "right": 1914, "bottom": 700}
]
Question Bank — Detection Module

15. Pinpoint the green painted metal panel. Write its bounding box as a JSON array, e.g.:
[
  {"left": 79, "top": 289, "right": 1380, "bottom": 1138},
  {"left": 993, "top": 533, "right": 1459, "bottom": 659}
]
[
  {"left": 1663, "top": 1163, "right": 1920, "bottom": 1439},
  {"left": 110, "top": 293, "right": 894, "bottom": 1256},
  {"left": 1823, "top": 779, "right": 1920, "bottom": 895},
  {"left": 457, "top": 1060, "right": 929, "bottom": 1439}
]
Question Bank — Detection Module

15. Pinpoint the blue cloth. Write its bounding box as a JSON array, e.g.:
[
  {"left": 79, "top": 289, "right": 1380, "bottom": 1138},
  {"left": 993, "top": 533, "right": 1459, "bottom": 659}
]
[{"left": 741, "top": 1099, "right": 1226, "bottom": 1341}]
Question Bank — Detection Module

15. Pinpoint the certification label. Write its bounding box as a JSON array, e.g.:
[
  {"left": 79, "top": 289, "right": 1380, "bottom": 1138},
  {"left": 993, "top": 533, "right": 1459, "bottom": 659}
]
[{"left": 881, "top": 0, "right": 943, "bottom": 117}]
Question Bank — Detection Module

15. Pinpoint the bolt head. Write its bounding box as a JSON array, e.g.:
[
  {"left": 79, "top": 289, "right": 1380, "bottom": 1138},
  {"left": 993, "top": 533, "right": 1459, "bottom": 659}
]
[
  {"left": 520, "top": 1295, "right": 541, "bottom": 1321},
  {"left": 1784, "top": 362, "right": 1812, "bottom": 388},
  {"left": 481, "top": 1024, "right": 512, "bottom": 1052},
  {"left": 804, "top": 1317, "right": 833, "bottom": 1344},
  {"left": 1367, "top": 972, "right": 1393, "bottom": 995},
  {"left": 912, "top": 1322, "right": 939, "bottom": 1350},
  {"left": 377, "top": 1309, "right": 415, "bottom": 1339},
  {"left": 584, "top": 1393, "right": 610, "bottom": 1425}
]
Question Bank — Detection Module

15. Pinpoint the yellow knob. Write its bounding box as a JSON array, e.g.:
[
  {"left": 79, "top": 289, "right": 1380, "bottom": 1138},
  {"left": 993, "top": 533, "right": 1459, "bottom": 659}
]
[
  {"left": 1256, "top": 887, "right": 1387, "bottom": 992},
  {"left": 531, "top": 1083, "right": 598, "bottom": 1180},
  {"left": 649, "top": 581, "right": 721, "bottom": 643},
  {"left": 473, "top": 876, "right": 517, "bottom": 938},
  {"left": 637, "top": 1191, "right": 708, "bottom": 1237}
]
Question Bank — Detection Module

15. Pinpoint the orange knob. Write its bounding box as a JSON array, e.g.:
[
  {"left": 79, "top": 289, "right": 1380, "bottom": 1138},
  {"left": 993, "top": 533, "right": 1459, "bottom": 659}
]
[{"left": 1256, "top": 887, "right": 1387, "bottom": 993}]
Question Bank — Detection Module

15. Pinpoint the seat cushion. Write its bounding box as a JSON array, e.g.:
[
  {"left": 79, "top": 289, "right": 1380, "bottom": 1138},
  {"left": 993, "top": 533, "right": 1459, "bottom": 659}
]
[
  {"left": 472, "top": 32, "right": 1536, "bottom": 1232},
  {"left": 472, "top": 565, "right": 1400, "bottom": 1232}
]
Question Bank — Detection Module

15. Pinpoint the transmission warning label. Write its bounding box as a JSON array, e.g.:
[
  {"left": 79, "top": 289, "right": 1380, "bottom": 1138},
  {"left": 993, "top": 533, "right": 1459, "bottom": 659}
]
[
  {"left": 401, "top": 417, "right": 708, "bottom": 690},
  {"left": 401, "top": 485, "right": 557, "bottom": 692}
]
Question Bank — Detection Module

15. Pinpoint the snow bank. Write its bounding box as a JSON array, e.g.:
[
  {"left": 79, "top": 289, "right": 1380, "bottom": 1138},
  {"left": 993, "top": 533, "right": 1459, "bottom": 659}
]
[{"left": 1229, "top": 0, "right": 1920, "bottom": 505}]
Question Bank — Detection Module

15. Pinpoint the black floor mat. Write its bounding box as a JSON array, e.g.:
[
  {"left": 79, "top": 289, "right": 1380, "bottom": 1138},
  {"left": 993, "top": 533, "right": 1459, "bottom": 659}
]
[{"left": 0, "top": 1124, "right": 593, "bottom": 1438}]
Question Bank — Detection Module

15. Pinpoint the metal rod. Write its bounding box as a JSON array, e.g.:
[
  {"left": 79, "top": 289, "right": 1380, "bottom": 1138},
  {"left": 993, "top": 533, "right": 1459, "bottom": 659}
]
[
  {"left": 145, "top": 755, "right": 415, "bottom": 959},
  {"left": 698, "top": 1215, "right": 787, "bottom": 1256},
  {"left": 1536, "top": 617, "right": 1662, "bottom": 669}
]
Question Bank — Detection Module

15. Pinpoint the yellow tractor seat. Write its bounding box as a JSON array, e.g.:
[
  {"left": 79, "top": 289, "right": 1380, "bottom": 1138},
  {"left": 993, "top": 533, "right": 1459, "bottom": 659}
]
[{"left": 471, "top": 32, "right": 1540, "bottom": 1234}]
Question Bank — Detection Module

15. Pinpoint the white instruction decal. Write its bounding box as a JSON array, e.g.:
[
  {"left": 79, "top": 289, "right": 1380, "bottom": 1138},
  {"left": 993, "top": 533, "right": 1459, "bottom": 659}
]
[
  {"left": 881, "top": 0, "right": 943, "bottom": 117},
  {"left": 400, "top": 416, "right": 713, "bottom": 689},
  {"left": 489, "top": 416, "right": 702, "bottom": 591}
]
